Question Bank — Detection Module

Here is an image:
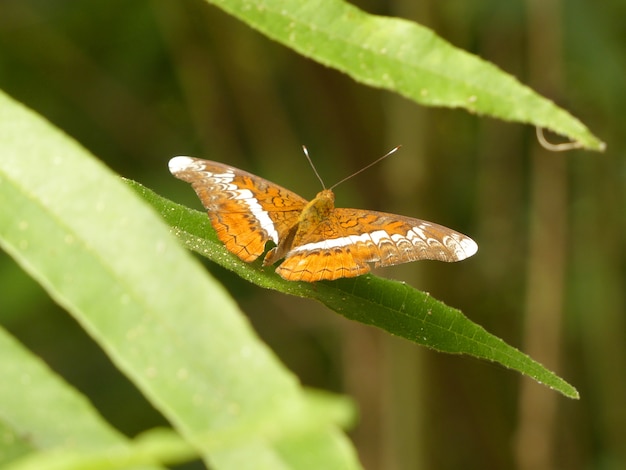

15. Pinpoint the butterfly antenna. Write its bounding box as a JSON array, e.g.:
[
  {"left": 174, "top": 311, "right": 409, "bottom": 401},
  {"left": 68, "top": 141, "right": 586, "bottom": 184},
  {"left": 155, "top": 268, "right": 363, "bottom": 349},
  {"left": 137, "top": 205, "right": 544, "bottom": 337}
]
[
  {"left": 329, "top": 145, "right": 401, "bottom": 190},
  {"left": 302, "top": 145, "right": 327, "bottom": 189}
]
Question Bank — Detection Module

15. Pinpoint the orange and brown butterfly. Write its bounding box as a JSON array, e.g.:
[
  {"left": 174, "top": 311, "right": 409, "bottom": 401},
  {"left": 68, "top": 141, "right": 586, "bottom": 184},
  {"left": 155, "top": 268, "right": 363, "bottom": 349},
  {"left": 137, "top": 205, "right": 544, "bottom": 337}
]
[{"left": 168, "top": 149, "right": 478, "bottom": 282}]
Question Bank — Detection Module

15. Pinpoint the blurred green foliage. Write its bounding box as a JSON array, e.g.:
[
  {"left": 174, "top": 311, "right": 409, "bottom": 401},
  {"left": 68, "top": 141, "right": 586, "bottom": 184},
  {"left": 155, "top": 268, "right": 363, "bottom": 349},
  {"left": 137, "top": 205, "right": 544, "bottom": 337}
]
[{"left": 0, "top": 1, "right": 624, "bottom": 469}]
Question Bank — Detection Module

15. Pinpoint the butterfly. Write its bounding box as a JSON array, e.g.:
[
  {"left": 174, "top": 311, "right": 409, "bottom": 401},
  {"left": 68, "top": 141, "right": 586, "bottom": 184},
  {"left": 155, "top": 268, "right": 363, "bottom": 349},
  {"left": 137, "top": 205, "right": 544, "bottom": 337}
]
[{"left": 168, "top": 153, "right": 478, "bottom": 282}]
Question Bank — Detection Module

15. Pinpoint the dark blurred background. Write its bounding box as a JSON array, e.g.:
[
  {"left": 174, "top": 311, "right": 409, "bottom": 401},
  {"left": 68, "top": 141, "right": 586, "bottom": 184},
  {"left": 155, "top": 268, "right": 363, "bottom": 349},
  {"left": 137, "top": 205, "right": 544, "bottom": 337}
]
[{"left": 0, "top": 1, "right": 624, "bottom": 469}]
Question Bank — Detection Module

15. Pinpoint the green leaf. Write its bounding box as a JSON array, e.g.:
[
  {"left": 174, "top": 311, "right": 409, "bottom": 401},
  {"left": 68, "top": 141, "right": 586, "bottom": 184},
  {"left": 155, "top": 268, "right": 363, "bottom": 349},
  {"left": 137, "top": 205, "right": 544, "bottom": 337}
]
[
  {"left": 0, "top": 419, "right": 35, "bottom": 467},
  {"left": 2, "top": 428, "right": 190, "bottom": 470},
  {"left": 131, "top": 181, "right": 579, "bottom": 400},
  {"left": 205, "top": 0, "right": 604, "bottom": 151},
  {"left": 0, "top": 90, "right": 360, "bottom": 469},
  {"left": 0, "top": 326, "right": 168, "bottom": 470},
  {"left": 4, "top": 412, "right": 356, "bottom": 470}
]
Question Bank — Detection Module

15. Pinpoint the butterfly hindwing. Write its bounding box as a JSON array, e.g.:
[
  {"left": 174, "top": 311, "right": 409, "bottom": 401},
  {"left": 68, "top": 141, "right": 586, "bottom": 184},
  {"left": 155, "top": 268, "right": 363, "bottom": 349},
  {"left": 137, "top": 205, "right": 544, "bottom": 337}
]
[
  {"left": 169, "top": 157, "right": 307, "bottom": 262},
  {"left": 276, "top": 209, "right": 477, "bottom": 281}
]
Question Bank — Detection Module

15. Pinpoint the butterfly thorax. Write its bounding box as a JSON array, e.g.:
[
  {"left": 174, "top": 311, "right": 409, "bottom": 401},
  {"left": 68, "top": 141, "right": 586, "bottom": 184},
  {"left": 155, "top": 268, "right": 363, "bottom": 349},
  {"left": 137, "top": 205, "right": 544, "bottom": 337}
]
[
  {"left": 297, "top": 189, "right": 335, "bottom": 228},
  {"left": 262, "top": 189, "right": 335, "bottom": 267}
]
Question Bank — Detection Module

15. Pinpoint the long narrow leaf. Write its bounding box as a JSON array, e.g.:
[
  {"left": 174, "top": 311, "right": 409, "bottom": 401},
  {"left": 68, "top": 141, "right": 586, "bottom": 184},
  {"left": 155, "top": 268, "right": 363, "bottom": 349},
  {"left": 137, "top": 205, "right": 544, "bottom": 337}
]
[
  {"left": 206, "top": 0, "right": 604, "bottom": 151},
  {"left": 0, "top": 90, "right": 360, "bottom": 469},
  {"left": 132, "top": 180, "right": 578, "bottom": 399},
  {"left": 0, "top": 327, "right": 166, "bottom": 470}
]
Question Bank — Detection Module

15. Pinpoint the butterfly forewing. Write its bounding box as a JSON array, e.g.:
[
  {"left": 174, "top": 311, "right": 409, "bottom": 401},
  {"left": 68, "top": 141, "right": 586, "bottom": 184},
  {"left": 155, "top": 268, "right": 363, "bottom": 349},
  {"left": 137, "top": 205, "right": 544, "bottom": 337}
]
[
  {"left": 169, "top": 157, "right": 307, "bottom": 262},
  {"left": 276, "top": 209, "right": 478, "bottom": 281}
]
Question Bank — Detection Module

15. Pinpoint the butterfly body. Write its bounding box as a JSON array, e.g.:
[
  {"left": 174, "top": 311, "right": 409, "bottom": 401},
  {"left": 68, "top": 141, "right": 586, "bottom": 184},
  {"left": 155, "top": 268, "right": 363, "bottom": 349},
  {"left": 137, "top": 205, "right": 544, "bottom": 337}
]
[{"left": 169, "top": 156, "right": 478, "bottom": 282}]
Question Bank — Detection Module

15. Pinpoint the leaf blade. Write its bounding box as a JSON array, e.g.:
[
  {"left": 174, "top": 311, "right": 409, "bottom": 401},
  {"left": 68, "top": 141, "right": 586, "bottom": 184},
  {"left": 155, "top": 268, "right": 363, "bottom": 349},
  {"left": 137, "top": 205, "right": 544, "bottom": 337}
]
[
  {"left": 135, "top": 180, "right": 578, "bottom": 399},
  {"left": 0, "top": 90, "right": 361, "bottom": 469},
  {"left": 206, "top": 0, "right": 604, "bottom": 150},
  {"left": 0, "top": 325, "right": 167, "bottom": 470}
]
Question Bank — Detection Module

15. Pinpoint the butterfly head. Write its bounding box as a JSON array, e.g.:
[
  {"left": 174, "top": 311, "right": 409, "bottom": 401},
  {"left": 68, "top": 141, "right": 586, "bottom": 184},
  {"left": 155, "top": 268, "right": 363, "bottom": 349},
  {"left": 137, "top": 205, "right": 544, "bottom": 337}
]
[{"left": 314, "top": 188, "right": 335, "bottom": 203}]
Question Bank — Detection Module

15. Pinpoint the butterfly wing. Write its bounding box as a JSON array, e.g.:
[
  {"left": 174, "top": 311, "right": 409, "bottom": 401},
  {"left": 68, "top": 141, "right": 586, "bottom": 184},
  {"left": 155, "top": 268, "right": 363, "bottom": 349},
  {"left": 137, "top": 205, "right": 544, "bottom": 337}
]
[
  {"left": 276, "top": 208, "right": 478, "bottom": 282},
  {"left": 169, "top": 157, "right": 308, "bottom": 262}
]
